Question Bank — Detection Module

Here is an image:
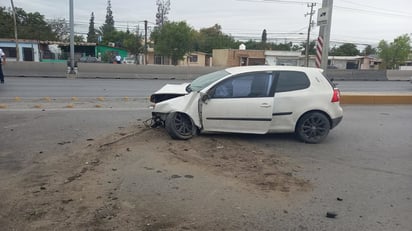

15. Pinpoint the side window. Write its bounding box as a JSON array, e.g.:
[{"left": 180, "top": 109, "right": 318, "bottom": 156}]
[
  {"left": 275, "top": 71, "right": 310, "bottom": 92},
  {"left": 211, "top": 72, "right": 273, "bottom": 98}
]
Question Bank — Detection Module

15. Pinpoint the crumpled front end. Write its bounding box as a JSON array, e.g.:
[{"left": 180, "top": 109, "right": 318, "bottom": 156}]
[
  {"left": 149, "top": 83, "right": 190, "bottom": 103},
  {"left": 148, "top": 86, "right": 201, "bottom": 129}
]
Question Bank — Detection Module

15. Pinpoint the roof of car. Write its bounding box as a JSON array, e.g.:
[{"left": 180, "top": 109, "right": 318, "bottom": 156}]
[{"left": 225, "top": 65, "right": 324, "bottom": 75}]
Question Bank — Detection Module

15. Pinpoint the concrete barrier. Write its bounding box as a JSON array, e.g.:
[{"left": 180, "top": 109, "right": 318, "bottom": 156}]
[
  {"left": 341, "top": 93, "right": 412, "bottom": 104},
  {"left": 4, "top": 62, "right": 412, "bottom": 81},
  {"left": 4, "top": 61, "right": 222, "bottom": 80},
  {"left": 387, "top": 70, "right": 412, "bottom": 81},
  {"left": 325, "top": 69, "right": 388, "bottom": 81}
]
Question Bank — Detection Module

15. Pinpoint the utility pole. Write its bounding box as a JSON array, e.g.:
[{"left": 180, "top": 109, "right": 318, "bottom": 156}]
[
  {"left": 69, "top": 0, "right": 75, "bottom": 75},
  {"left": 305, "top": 2, "right": 316, "bottom": 67},
  {"left": 317, "top": 0, "right": 333, "bottom": 70},
  {"left": 144, "top": 20, "right": 148, "bottom": 65},
  {"left": 10, "top": 0, "right": 19, "bottom": 61}
]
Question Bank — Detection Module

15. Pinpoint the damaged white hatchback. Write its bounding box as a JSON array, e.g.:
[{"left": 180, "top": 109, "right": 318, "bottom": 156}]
[{"left": 149, "top": 66, "right": 343, "bottom": 143}]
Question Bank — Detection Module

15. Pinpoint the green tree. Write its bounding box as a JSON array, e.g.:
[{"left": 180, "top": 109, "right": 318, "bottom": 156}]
[
  {"left": 301, "top": 41, "right": 316, "bottom": 55},
  {"left": 122, "top": 31, "right": 143, "bottom": 58},
  {"left": 74, "top": 35, "right": 85, "bottom": 43},
  {"left": 196, "top": 24, "right": 236, "bottom": 54},
  {"left": 362, "top": 45, "right": 376, "bottom": 55},
  {"left": 271, "top": 42, "right": 295, "bottom": 51},
  {"left": 242, "top": 40, "right": 260, "bottom": 50},
  {"left": 0, "top": 7, "right": 14, "bottom": 38},
  {"left": 151, "top": 21, "right": 195, "bottom": 65},
  {"left": 87, "top": 12, "right": 98, "bottom": 43},
  {"left": 100, "top": 0, "right": 115, "bottom": 43},
  {"left": 155, "top": 0, "right": 170, "bottom": 27},
  {"left": 0, "top": 7, "right": 58, "bottom": 40},
  {"left": 241, "top": 40, "right": 298, "bottom": 51},
  {"left": 377, "top": 34, "right": 411, "bottom": 69},
  {"left": 330, "top": 43, "right": 360, "bottom": 56},
  {"left": 48, "top": 18, "right": 68, "bottom": 41}
]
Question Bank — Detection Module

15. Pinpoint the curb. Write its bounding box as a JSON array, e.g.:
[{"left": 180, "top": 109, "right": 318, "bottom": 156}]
[{"left": 341, "top": 93, "right": 412, "bottom": 104}]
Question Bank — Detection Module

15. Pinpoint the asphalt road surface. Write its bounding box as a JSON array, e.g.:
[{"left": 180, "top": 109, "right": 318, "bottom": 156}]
[{"left": 0, "top": 105, "right": 411, "bottom": 230}]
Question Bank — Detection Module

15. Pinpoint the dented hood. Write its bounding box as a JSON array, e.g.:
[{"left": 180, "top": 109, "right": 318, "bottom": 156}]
[
  {"left": 150, "top": 82, "right": 190, "bottom": 103},
  {"left": 153, "top": 82, "right": 190, "bottom": 95}
]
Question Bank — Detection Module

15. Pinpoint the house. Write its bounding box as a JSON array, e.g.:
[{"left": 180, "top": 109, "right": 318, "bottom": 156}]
[
  {"left": 265, "top": 50, "right": 303, "bottom": 66},
  {"left": 178, "top": 52, "right": 211, "bottom": 67},
  {"left": 327, "top": 55, "right": 381, "bottom": 70},
  {"left": 212, "top": 49, "right": 265, "bottom": 67},
  {"left": 0, "top": 38, "right": 40, "bottom": 62}
]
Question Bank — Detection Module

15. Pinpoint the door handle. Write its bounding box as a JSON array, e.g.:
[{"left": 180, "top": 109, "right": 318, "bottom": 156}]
[{"left": 260, "top": 103, "right": 271, "bottom": 108}]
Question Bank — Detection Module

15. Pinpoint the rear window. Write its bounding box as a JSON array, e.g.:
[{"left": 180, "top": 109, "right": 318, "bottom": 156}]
[{"left": 275, "top": 71, "right": 310, "bottom": 92}]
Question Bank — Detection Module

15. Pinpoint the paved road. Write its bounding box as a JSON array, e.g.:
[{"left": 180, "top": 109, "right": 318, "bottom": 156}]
[
  {"left": 1, "top": 105, "right": 411, "bottom": 230},
  {"left": 0, "top": 77, "right": 411, "bottom": 100}
]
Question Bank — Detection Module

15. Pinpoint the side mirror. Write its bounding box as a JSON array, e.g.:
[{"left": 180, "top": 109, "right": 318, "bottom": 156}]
[{"left": 201, "top": 94, "right": 210, "bottom": 104}]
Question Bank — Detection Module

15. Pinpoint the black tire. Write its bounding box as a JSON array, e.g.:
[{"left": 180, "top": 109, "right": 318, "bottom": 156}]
[
  {"left": 165, "top": 112, "right": 195, "bottom": 140},
  {"left": 296, "top": 112, "right": 330, "bottom": 144}
]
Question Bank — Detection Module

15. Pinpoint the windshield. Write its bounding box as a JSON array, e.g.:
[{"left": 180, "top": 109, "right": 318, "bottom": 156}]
[{"left": 187, "top": 70, "right": 229, "bottom": 92}]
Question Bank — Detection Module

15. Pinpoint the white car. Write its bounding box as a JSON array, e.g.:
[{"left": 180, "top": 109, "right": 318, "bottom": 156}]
[
  {"left": 123, "top": 57, "right": 136, "bottom": 64},
  {"left": 149, "top": 66, "right": 343, "bottom": 143}
]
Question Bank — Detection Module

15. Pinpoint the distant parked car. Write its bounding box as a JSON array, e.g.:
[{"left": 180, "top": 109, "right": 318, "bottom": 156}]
[
  {"left": 149, "top": 66, "right": 343, "bottom": 143},
  {"left": 79, "top": 56, "right": 100, "bottom": 63},
  {"left": 123, "top": 57, "right": 136, "bottom": 64}
]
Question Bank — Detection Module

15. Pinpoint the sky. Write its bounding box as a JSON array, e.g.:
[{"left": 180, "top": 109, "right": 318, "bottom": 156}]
[{"left": 3, "top": 0, "right": 412, "bottom": 48}]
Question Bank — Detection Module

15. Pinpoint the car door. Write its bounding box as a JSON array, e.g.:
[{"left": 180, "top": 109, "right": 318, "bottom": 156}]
[{"left": 201, "top": 71, "right": 275, "bottom": 134}]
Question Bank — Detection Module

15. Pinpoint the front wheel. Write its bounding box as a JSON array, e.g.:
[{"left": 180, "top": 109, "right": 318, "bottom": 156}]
[
  {"left": 296, "top": 112, "right": 330, "bottom": 144},
  {"left": 165, "top": 112, "right": 195, "bottom": 140}
]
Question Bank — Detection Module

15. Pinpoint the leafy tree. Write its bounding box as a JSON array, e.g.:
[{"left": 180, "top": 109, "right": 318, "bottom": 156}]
[
  {"left": 242, "top": 40, "right": 259, "bottom": 50},
  {"left": 301, "top": 41, "right": 316, "bottom": 55},
  {"left": 74, "top": 35, "right": 85, "bottom": 43},
  {"left": 100, "top": 29, "right": 141, "bottom": 51},
  {"left": 240, "top": 39, "right": 299, "bottom": 51},
  {"left": 155, "top": 0, "right": 170, "bottom": 27},
  {"left": 0, "top": 7, "right": 57, "bottom": 40},
  {"left": 100, "top": 0, "right": 115, "bottom": 42},
  {"left": 271, "top": 42, "right": 297, "bottom": 51},
  {"left": 362, "top": 45, "right": 376, "bottom": 56},
  {"left": 122, "top": 32, "right": 143, "bottom": 59},
  {"left": 261, "top": 29, "right": 267, "bottom": 43},
  {"left": 0, "top": 7, "right": 14, "bottom": 38},
  {"left": 196, "top": 24, "right": 236, "bottom": 54},
  {"left": 48, "top": 18, "right": 68, "bottom": 41},
  {"left": 330, "top": 43, "right": 360, "bottom": 56},
  {"left": 87, "top": 12, "right": 98, "bottom": 43},
  {"left": 377, "top": 34, "right": 411, "bottom": 69},
  {"left": 151, "top": 21, "right": 195, "bottom": 65}
]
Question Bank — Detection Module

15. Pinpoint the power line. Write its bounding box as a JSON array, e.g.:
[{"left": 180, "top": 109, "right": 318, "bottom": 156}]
[
  {"left": 237, "top": 0, "right": 314, "bottom": 4},
  {"left": 334, "top": 5, "right": 412, "bottom": 18},
  {"left": 237, "top": 0, "right": 412, "bottom": 17},
  {"left": 339, "top": 0, "right": 411, "bottom": 15}
]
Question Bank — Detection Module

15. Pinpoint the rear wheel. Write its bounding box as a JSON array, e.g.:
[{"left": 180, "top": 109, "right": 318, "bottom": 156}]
[
  {"left": 165, "top": 112, "right": 195, "bottom": 140},
  {"left": 296, "top": 112, "right": 330, "bottom": 143}
]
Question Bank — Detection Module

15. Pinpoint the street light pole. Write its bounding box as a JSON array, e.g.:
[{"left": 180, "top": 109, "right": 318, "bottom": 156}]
[
  {"left": 10, "top": 0, "right": 19, "bottom": 61},
  {"left": 144, "top": 20, "right": 148, "bottom": 65},
  {"left": 305, "top": 3, "right": 316, "bottom": 67},
  {"left": 69, "top": 0, "right": 75, "bottom": 74},
  {"left": 319, "top": 0, "right": 333, "bottom": 70}
]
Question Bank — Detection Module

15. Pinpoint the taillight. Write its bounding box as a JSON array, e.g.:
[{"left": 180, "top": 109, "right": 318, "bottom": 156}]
[{"left": 331, "top": 88, "right": 340, "bottom": 102}]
